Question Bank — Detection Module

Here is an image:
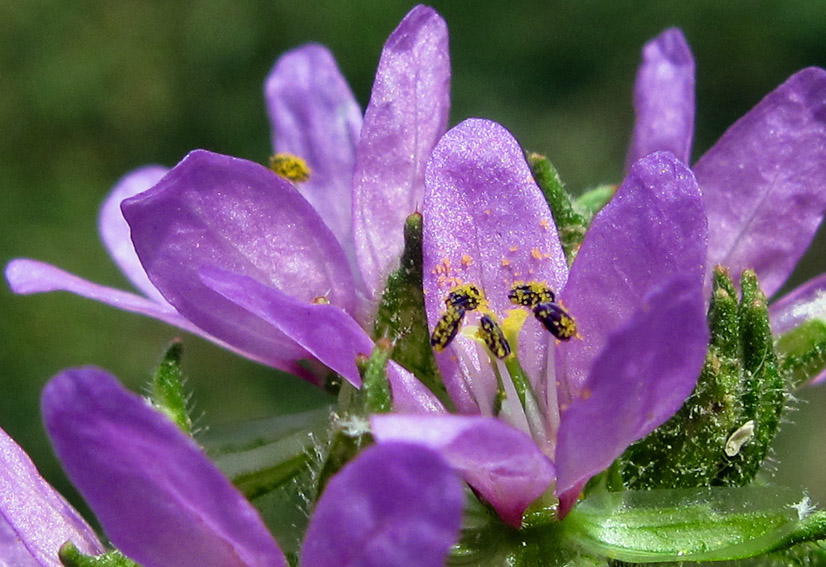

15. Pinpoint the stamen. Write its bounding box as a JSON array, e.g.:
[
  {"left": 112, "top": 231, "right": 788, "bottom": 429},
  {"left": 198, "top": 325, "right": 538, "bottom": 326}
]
[
  {"left": 430, "top": 307, "right": 466, "bottom": 351},
  {"left": 445, "top": 283, "right": 484, "bottom": 311},
  {"left": 508, "top": 281, "right": 556, "bottom": 307},
  {"left": 269, "top": 153, "right": 312, "bottom": 182},
  {"left": 477, "top": 314, "right": 512, "bottom": 359},
  {"left": 533, "top": 301, "right": 578, "bottom": 341}
]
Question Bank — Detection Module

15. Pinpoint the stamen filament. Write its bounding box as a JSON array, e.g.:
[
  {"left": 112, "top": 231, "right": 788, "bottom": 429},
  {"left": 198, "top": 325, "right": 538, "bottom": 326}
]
[{"left": 484, "top": 349, "right": 508, "bottom": 417}]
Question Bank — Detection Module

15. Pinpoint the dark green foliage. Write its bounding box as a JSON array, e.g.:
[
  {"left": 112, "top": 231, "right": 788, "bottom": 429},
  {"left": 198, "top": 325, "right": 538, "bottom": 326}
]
[
  {"left": 619, "top": 268, "right": 788, "bottom": 490},
  {"left": 59, "top": 543, "right": 141, "bottom": 567},
  {"left": 149, "top": 340, "right": 192, "bottom": 434},
  {"left": 527, "top": 153, "right": 589, "bottom": 264},
  {"left": 374, "top": 212, "right": 451, "bottom": 408}
]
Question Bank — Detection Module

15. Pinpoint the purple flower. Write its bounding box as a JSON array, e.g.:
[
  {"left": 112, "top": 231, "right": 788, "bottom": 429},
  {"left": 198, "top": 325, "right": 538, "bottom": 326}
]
[
  {"left": 0, "top": 366, "right": 464, "bottom": 567},
  {"left": 5, "top": 5, "right": 450, "bottom": 405},
  {"left": 374, "top": 118, "right": 709, "bottom": 523},
  {"left": 0, "top": 426, "right": 103, "bottom": 566},
  {"left": 627, "top": 29, "right": 826, "bottom": 371}
]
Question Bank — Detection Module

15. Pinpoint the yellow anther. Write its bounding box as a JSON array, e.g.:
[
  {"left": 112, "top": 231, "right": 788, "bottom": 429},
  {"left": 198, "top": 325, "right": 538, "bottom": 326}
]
[
  {"left": 445, "top": 283, "right": 485, "bottom": 311},
  {"left": 269, "top": 153, "right": 312, "bottom": 183},
  {"left": 533, "top": 301, "right": 578, "bottom": 341},
  {"left": 312, "top": 296, "right": 330, "bottom": 305},
  {"left": 508, "top": 281, "right": 556, "bottom": 307},
  {"left": 430, "top": 307, "right": 465, "bottom": 351},
  {"left": 476, "top": 314, "right": 511, "bottom": 359}
]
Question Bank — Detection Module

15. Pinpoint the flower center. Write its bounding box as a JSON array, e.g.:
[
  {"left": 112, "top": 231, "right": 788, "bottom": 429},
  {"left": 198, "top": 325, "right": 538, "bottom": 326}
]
[
  {"left": 430, "top": 280, "right": 578, "bottom": 359},
  {"left": 268, "top": 153, "right": 312, "bottom": 182}
]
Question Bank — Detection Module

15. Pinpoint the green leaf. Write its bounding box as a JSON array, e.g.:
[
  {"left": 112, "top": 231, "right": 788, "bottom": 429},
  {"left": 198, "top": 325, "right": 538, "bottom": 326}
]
[
  {"left": 374, "top": 212, "right": 451, "bottom": 408},
  {"left": 199, "top": 407, "right": 331, "bottom": 499},
  {"left": 527, "top": 153, "right": 588, "bottom": 264},
  {"left": 563, "top": 486, "right": 826, "bottom": 563},
  {"left": 59, "top": 543, "right": 141, "bottom": 567},
  {"left": 315, "top": 420, "right": 372, "bottom": 497},
  {"left": 574, "top": 184, "right": 616, "bottom": 218},
  {"left": 149, "top": 340, "right": 191, "bottom": 434},
  {"left": 776, "top": 318, "right": 826, "bottom": 388}
]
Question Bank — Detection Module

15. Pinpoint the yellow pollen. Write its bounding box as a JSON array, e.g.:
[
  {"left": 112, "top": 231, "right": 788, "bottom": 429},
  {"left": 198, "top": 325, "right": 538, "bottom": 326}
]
[
  {"left": 501, "top": 257, "right": 510, "bottom": 267},
  {"left": 509, "top": 246, "right": 519, "bottom": 252},
  {"left": 501, "top": 308, "right": 530, "bottom": 347},
  {"left": 269, "top": 153, "right": 312, "bottom": 183},
  {"left": 461, "top": 254, "right": 473, "bottom": 267},
  {"left": 540, "top": 218, "right": 551, "bottom": 230},
  {"left": 312, "top": 296, "right": 330, "bottom": 304},
  {"left": 531, "top": 248, "right": 543, "bottom": 260}
]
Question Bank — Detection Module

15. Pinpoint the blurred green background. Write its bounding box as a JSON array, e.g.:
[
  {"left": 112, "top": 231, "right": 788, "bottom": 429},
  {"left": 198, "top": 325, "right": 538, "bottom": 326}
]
[{"left": 3, "top": 0, "right": 826, "bottom": 516}]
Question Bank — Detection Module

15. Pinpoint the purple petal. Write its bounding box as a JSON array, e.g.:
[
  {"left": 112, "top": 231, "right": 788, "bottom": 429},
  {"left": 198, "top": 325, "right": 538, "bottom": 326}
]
[
  {"left": 122, "top": 149, "right": 357, "bottom": 368},
  {"left": 5, "top": 258, "right": 195, "bottom": 331},
  {"left": 371, "top": 414, "right": 554, "bottom": 527},
  {"left": 300, "top": 442, "right": 462, "bottom": 567},
  {"left": 353, "top": 5, "right": 451, "bottom": 299},
  {"left": 423, "top": 118, "right": 568, "bottom": 414},
  {"left": 555, "top": 275, "right": 707, "bottom": 505},
  {"left": 696, "top": 67, "right": 826, "bottom": 298},
  {"left": 3, "top": 259, "right": 305, "bottom": 374},
  {"left": 559, "top": 151, "right": 707, "bottom": 398},
  {"left": 265, "top": 44, "right": 363, "bottom": 273},
  {"left": 98, "top": 165, "right": 169, "bottom": 303},
  {"left": 42, "top": 367, "right": 287, "bottom": 567},
  {"left": 0, "top": 426, "right": 102, "bottom": 567},
  {"left": 199, "top": 266, "right": 444, "bottom": 413},
  {"left": 626, "top": 28, "right": 695, "bottom": 167}
]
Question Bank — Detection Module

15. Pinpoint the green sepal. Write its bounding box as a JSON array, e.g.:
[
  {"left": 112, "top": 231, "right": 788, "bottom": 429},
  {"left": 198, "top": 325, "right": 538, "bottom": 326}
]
[
  {"left": 574, "top": 184, "right": 616, "bottom": 218},
  {"left": 527, "top": 153, "right": 588, "bottom": 264},
  {"left": 776, "top": 318, "right": 826, "bottom": 388},
  {"left": 314, "top": 342, "right": 397, "bottom": 494},
  {"left": 619, "top": 268, "right": 789, "bottom": 490},
  {"left": 358, "top": 338, "right": 394, "bottom": 414},
  {"left": 563, "top": 486, "right": 826, "bottom": 563},
  {"left": 718, "top": 270, "right": 784, "bottom": 486},
  {"left": 374, "top": 212, "right": 451, "bottom": 408},
  {"left": 315, "top": 417, "right": 372, "bottom": 497},
  {"left": 200, "top": 407, "right": 331, "bottom": 500},
  {"left": 450, "top": 492, "right": 602, "bottom": 567},
  {"left": 619, "top": 267, "right": 745, "bottom": 489},
  {"left": 149, "top": 339, "right": 192, "bottom": 434},
  {"left": 59, "top": 543, "right": 141, "bottom": 567}
]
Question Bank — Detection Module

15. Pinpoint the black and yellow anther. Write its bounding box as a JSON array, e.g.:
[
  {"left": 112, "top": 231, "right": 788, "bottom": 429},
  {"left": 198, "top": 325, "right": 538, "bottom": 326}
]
[
  {"left": 508, "top": 281, "right": 555, "bottom": 307},
  {"left": 431, "top": 284, "right": 487, "bottom": 351},
  {"left": 533, "top": 301, "right": 577, "bottom": 341},
  {"left": 430, "top": 307, "right": 466, "bottom": 351},
  {"left": 478, "top": 314, "right": 512, "bottom": 359},
  {"left": 445, "top": 284, "right": 484, "bottom": 311}
]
